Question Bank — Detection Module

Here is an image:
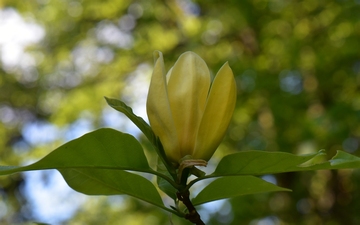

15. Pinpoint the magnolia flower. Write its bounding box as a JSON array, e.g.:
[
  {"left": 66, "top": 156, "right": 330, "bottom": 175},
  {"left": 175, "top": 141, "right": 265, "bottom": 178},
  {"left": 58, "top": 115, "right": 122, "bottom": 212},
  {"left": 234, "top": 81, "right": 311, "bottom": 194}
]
[{"left": 146, "top": 51, "right": 236, "bottom": 164}]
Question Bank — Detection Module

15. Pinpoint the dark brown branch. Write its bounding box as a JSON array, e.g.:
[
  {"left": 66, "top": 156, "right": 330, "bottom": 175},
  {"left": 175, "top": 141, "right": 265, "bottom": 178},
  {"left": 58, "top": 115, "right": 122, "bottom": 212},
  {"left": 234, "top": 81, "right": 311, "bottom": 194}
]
[{"left": 177, "top": 190, "right": 205, "bottom": 225}]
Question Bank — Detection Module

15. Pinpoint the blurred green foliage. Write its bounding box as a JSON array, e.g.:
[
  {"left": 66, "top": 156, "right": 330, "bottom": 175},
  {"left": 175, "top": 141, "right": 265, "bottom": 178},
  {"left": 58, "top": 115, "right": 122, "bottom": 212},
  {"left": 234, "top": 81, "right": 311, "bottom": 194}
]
[{"left": 1, "top": 0, "right": 360, "bottom": 224}]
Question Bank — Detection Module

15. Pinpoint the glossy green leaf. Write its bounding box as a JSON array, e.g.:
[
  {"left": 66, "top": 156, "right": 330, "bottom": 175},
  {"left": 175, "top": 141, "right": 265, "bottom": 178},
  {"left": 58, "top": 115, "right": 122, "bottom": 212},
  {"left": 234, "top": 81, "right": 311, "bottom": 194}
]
[
  {"left": 0, "top": 129, "right": 171, "bottom": 211},
  {"left": 329, "top": 150, "right": 360, "bottom": 167},
  {"left": 192, "top": 176, "right": 290, "bottom": 206},
  {"left": 156, "top": 158, "right": 177, "bottom": 200},
  {"left": 0, "top": 128, "right": 151, "bottom": 174},
  {"left": 105, "top": 97, "right": 157, "bottom": 144},
  {"left": 212, "top": 150, "right": 360, "bottom": 177},
  {"left": 59, "top": 168, "right": 166, "bottom": 210},
  {"left": 105, "top": 97, "right": 176, "bottom": 176}
]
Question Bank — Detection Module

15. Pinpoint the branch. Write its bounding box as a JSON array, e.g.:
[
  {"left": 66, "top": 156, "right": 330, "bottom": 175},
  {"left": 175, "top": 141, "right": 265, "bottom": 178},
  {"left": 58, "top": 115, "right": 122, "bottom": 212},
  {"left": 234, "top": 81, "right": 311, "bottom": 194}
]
[{"left": 177, "top": 190, "right": 205, "bottom": 225}]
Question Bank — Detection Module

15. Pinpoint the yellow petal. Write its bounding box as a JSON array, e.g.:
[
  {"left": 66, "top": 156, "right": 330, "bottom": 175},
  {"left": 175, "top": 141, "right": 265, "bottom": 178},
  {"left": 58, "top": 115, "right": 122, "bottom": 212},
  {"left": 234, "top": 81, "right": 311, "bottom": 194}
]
[
  {"left": 146, "top": 51, "right": 180, "bottom": 162},
  {"left": 167, "top": 52, "right": 211, "bottom": 157},
  {"left": 193, "top": 62, "right": 237, "bottom": 161}
]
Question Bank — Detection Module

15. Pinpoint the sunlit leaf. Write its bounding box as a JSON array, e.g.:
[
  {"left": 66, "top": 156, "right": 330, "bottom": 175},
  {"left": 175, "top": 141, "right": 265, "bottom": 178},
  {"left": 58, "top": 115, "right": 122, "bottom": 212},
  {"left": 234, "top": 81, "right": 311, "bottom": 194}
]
[{"left": 192, "top": 176, "right": 290, "bottom": 206}]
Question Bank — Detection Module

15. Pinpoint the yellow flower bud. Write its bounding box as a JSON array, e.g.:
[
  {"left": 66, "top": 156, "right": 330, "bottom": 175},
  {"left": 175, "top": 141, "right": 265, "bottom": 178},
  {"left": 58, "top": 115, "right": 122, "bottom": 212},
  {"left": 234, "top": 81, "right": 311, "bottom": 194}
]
[{"left": 146, "top": 51, "right": 236, "bottom": 164}]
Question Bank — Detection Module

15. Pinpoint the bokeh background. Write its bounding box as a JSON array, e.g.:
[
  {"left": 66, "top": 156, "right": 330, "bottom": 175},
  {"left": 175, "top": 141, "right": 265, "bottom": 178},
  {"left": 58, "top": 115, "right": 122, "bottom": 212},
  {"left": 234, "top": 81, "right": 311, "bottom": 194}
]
[{"left": 1, "top": 0, "right": 360, "bottom": 224}]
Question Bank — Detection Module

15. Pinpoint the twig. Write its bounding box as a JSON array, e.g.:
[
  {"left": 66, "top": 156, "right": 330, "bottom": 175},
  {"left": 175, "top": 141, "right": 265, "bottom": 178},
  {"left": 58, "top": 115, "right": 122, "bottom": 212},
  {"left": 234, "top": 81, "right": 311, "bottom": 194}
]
[{"left": 177, "top": 190, "right": 205, "bottom": 225}]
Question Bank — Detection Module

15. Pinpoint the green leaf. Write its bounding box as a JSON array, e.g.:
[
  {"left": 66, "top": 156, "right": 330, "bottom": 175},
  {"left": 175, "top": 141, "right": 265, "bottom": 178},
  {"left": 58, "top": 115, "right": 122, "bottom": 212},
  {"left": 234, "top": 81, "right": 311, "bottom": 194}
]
[
  {"left": 59, "top": 168, "right": 166, "bottom": 210},
  {"left": 212, "top": 150, "right": 360, "bottom": 177},
  {"left": 192, "top": 176, "right": 291, "bottom": 206},
  {"left": 0, "top": 128, "right": 172, "bottom": 211},
  {"left": 105, "top": 97, "right": 156, "bottom": 144},
  {"left": 0, "top": 128, "right": 151, "bottom": 174},
  {"left": 105, "top": 97, "right": 177, "bottom": 178},
  {"left": 329, "top": 150, "right": 360, "bottom": 166},
  {"left": 156, "top": 157, "right": 177, "bottom": 200}
]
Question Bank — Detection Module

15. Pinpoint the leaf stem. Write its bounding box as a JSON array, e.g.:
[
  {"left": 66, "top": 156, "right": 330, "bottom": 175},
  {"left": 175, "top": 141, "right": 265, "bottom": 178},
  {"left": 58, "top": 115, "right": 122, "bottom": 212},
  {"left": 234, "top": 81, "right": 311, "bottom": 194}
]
[
  {"left": 146, "top": 168, "right": 181, "bottom": 189},
  {"left": 162, "top": 205, "right": 185, "bottom": 217},
  {"left": 184, "top": 174, "right": 218, "bottom": 192}
]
